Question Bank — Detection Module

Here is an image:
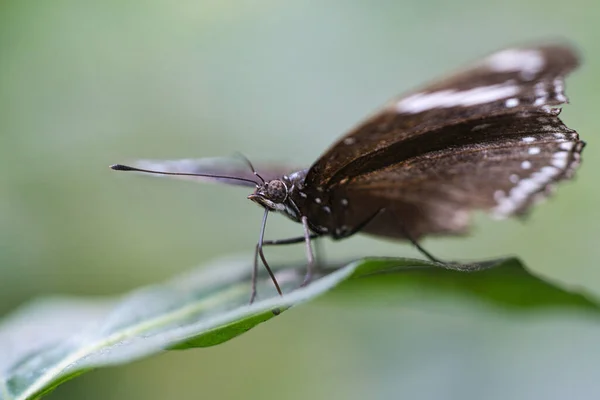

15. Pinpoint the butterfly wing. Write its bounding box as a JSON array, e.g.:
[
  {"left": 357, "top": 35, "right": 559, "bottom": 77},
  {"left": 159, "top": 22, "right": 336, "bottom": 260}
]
[
  {"left": 306, "top": 44, "right": 579, "bottom": 189},
  {"left": 333, "top": 111, "right": 583, "bottom": 239},
  {"left": 117, "top": 158, "right": 293, "bottom": 187}
]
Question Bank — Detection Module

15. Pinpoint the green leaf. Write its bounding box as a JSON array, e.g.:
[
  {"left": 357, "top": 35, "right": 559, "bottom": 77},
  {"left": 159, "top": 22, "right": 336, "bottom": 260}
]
[{"left": 0, "top": 256, "right": 598, "bottom": 400}]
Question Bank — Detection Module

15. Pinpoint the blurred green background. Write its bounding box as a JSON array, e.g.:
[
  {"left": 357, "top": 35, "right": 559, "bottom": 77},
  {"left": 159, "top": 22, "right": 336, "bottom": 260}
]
[{"left": 2, "top": 0, "right": 600, "bottom": 399}]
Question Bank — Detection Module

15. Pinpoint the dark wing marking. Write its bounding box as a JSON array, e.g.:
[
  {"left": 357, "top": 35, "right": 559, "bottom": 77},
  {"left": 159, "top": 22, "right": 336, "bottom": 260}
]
[
  {"left": 306, "top": 44, "right": 579, "bottom": 188},
  {"left": 333, "top": 113, "right": 583, "bottom": 239},
  {"left": 125, "top": 158, "right": 293, "bottom": 187}
]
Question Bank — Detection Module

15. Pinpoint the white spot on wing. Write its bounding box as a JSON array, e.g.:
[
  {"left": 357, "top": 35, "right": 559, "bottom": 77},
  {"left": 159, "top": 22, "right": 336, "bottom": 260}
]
[
  {"left": 533, "top": 82, "right": 548, "bottom": 106},
  {"left": 554, "top": 78, "right": 567, "bottom": 102},
  {"left": 528, "top": 147, "right": 541, "bottom": 155},
  {"left": 505, "top": 98, "right": 519, "bottom": 108},
  {"left": 522, "top": 137, "right": 535, "bottom": 143},
  {"left": 493, "top": 163, "right": 561, "bottom": 218},
  {"left": 551, "top": 151, "right": 569, "bottom": 169},
  {"left": 541, "top": 105, "right": 555, "bottom": 114},
  {"left": 521, "top": 161, "right": 532, "bottom": 170},
  {"left": 509, "top": 174, "right": 519, "bottom": 183},
  {"left": 559, "top": 142, "right": 574, "bottom": 151},
  {"left": 551, "top": 159, "right": 565, "bottom": 169},
  {"left": 396, "top": 83, "right": 519, "bottom": 114},
  {"left": 486, "top": 49, "right": 545, "bottom": 80}
]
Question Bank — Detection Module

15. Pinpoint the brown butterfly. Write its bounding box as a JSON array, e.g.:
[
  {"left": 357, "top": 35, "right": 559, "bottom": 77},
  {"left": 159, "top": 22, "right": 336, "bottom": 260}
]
[{"left": 112, "top": 43, "right": 584, "bottom": 302}]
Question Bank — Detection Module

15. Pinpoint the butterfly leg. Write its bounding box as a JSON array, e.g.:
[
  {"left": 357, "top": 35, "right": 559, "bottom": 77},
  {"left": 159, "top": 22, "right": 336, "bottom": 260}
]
[
  {"left": 300, "top": 216, "right": 315, "bottom": 287},
  {"left": 250, "top": 224, "right": 321, "bottom": 303},
  {"left": 250, "top": 209, "right": 283, "bottom": 304},
  {"left": 251, "top": 243, "right": 279, "bottom": 303},
  {"left": 393, "top": 228, "right": 494, "bottom": 272},
  {"left": 260, "top": 234, "right": 324, "bottom": 289},
  {"left": 332, "top": 208, "right": 386, "bottom": 240},
  {"left": 403, "top": 232, "right": 443, "bottom": 264},
  {"left": 334, "top": 208, "right": 445, "bottom": 265},
  {"left": 385, "top": 209, "right": 445, "bottom": 264},
  {"left": 392, "top": 215, "right": 495, "bottom": 271},
  {"left": 391, "top": 213, "right": 492, "bottom": 271},
  {"left": 262, "top": 235, "right": 320, "bottom": 246}
]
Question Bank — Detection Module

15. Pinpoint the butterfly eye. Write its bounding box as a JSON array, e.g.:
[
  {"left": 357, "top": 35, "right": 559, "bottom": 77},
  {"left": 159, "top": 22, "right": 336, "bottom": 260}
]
[{"left": 266, "top": 180, "right": 288, "bottom": 203}]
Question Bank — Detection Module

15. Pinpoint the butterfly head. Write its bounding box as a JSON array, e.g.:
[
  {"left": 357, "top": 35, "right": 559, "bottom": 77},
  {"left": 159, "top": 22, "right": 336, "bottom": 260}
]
[{"left": 248, "top": 179, "right": 289, "bottom": 212}]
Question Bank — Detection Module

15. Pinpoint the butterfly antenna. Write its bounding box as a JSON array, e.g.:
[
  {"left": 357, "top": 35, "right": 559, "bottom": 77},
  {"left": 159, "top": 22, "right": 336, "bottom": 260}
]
[
  {"left": 109, "top": 164, "right": 260, "bottom": 186},
  {"left": 233, "top": 152, "right": 266, "bottom": 184}
]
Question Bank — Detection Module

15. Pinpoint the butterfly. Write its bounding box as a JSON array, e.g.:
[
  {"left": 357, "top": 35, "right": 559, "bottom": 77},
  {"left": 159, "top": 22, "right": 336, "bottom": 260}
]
[{"left": 112, "top": 43, "right": 585, "bottom": 302}]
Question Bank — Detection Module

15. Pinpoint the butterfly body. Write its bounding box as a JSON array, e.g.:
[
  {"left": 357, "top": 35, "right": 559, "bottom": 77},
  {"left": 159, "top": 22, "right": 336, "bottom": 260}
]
[{"left": 248, "top": 170, "right": 342, "bottom": 236}]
